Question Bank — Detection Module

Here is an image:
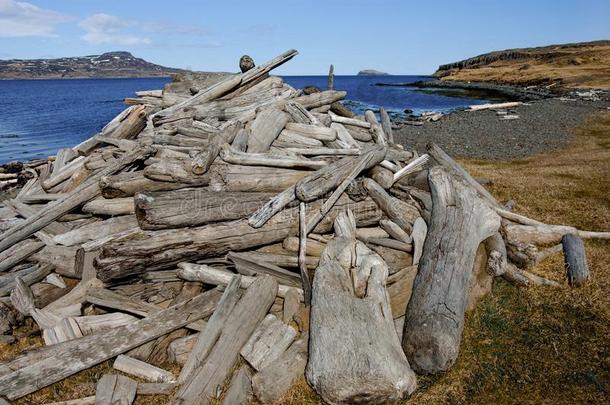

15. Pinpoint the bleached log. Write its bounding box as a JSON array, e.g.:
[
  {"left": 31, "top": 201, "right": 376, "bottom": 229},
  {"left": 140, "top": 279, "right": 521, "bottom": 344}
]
[
  {"left": 298, "top": 202, "right": 312, "bottom": 304},
  {"left": 53, "top": 215, "right": 137, "bottom": 246},
  {"left": 0, "top": 289, "right": 221, "bottom": 400},
  {"left": 144, "top": 160, "right": 211, "bottom": 185},
  {"left": 3, "top": 198, "right": 70, "bottom": 236},
  {"left": 388, "top": 266, "right": 418, "bottom": 319},
  {"left": 81, "top": 197, "right": 134, "bottom": 216},
  {"left": 283, "top": 288, "right": 301, "bottom": 324},
  {"left": 220, "top": 145, "right": 326, "bottom": 169},
  {"left": 402, "top": 167, "right": 500, "bottom": 374},
  {"left": 42, "top": 317, "right": 83, "bottom": 346},
  {"left": 0, "top": 264, "right": 51, "bottom": 297},
  {"left": 247, "top": 107, "right": 290, "bottom": 153},
  {"left": 85, "top": 288, "right": 159, "bottom": 317},
  {"left": 209, "top": 164, "right": 309, "bottom": 193},
  {"left": 562, "top": 234, "right": 589, "bottom": 287},
  {"left": 114, "top": 355, "right": 176, "bottom": 383},
  {"left": 393, "top": 154, "right": 430, "bottom": 184},
  {"left": 248, "top": 185, "right": 296, "bottom": 228},
  {"left": 177, "top": 263, "right": 301, "bottom": 300},
  {"left": 10, "top": 277, "right": 35, "bottom": 316},
  {"left": 284, "top": 101, "right": 321, "bottom": 125},
  {"left": 227, "top": 251, "right": 301, "bottom": 287},
  {"left": 291, "top": 90, "right": 346, "bottom": 110},
  {"left": 275, "top": 130, "right": 324, "bottom": 147},
  {"left": 31, "top": 245, "right": 80, "bottom": 278},
  {"left": 95, "top": 374, "right": 138, "bottom": 405},
  {"left": 100, "top": 171, "right": 191, "bottom": 198},
  {"left": 365, "top": 110, "right": 387, "bottom": 146},
  {"left": 307, "top": 210, "right": 417, "bottom": 403},
  {"left": 369, "top": 165, "right": 394, "bottom": 189},
  {"left": 296, "top": 146, "right": 386, "bottom": 202},
  {"left": 427, "top": 143, "right": 499, "bottom": 207},
  {"left": 283, "top": 236, "right": 326, "bottom": 257},
  {"left": 222, "top": 367, "right": 253, "bottom": 405},
  {"left": 505, "top": 223, "right": 610, "bottom": 245},
  {"left": 44, "top": 273, "right": 66, "bottom": 289},
  {"left": 241, "top": 313, "right": 297, "bottom": 371},
  {"left": 284, "top": 122, "right": 336, "bottom": 141},
  {"left": 284, "top": 147, "right": 359, "bottom": 156},
  {"left": 484, "top": 232, "right": 507, "bottom": 276},
  {"left": 363, "top": 178, "right": 420, "bottom": 233},
  {"left": 0, "top": 148, "right": 153, "bottom": 255},
  {"left": 43, "top": 277, "right": 103, "bottom": 314},
  {"left": 44, "top": 396, "right": 96, "bottom": 405},
  {"left": 252, "top": 335, "right": 308, "bottom": 403},
  {"left": 468, "top": 101, "right": 522, "bottom": 111},
  {"left": 135, "top": 189, "right": 272, "bottom": 230},
  {"left": 0, "top": 239, "right": 44, "bottom": 273},
  {"left": 379, "top": 107, "right": 394, "bottom": 144},
  {"left": 329, "top": 111, "right": 371, "bottom": 128},
  {"left": 191, "top": 121, "right": 242, "bottom": 175},
  {"left": 172, "top": 276, "right": 277, "bottom": 404},
  {"left": 42, "top": 156, "right": 86, "bottom": 191},
  {"left": 410, "top": 217, "right": 427, "bottom": 266},
  {"left": 74, "top": 313, "right": 137, "bottom": 334},
  {"left": 503, "top": 263, "right": 561, "bottom": 288},
  {"left": 380, "top": 219, "right": 412, "bottom": 244}
]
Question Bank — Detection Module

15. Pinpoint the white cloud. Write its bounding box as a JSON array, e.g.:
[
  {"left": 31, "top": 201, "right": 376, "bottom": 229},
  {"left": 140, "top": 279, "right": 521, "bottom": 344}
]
[
  {"left": 79, "top": 13, "right": 151, "bottom": 45},
  {"left": 0, "top": 0, "right": 70, "bottom": 37}
]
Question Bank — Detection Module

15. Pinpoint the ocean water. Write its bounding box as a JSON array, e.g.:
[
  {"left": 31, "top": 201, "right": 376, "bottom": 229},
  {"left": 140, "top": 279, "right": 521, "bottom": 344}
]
[{"left": 0, "top": 75, "right": 493, "bottom": 164}]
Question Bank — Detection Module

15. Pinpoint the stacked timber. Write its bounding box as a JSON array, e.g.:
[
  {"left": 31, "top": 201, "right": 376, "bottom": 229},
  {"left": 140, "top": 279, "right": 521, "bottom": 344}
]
[{"left": 0, "top": 49, "right": 608, "bottom": 405}]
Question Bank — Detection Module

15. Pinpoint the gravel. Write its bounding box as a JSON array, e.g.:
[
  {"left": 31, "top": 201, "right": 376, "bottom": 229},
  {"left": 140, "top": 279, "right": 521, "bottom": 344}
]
[{"left": 394, "top": 98, "right": 610, "bottom": 160}]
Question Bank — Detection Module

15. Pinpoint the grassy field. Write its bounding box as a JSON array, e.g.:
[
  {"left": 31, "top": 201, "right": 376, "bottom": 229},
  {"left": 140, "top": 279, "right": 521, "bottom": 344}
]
[
  {"left": 2, "top": 110, "right": 609, "bottom": 404},
  {"left": 437, "top": 42, "right": 610, "bottom": 89}
]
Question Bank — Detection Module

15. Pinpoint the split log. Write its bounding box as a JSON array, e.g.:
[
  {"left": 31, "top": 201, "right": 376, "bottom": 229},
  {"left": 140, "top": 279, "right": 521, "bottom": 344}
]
[
  {"left": 0, "top": 147, "right": 153, "bottom": 255},
  {"left": 252, "top": 335, "right": 308, "bottom": 403},
  {"left": 81, "top": 197, "right": 134, "bottom": 216},
  {"left": 393, "top": 154, "right": 430, "bottom": 184},
  {"left": 402, "top": 167, "right": 500, "bottom": 374},
  {"left": 275, "top": 130, "right": 324, "bottom": 147},
  {"left": 31, "top": 245, "right": 80, "bottom": 278},
  {"left": 222, "top": 366, "right": 252, "bottom": 405},
  {"left": 74, "top": 313, "right": 137, "bottom": 335},
  {"left": 172, "top": 276, "right": 277, "bottom": 404},
  {"left": 10, "top": 277, "right": 34, "bottom": 316},
  {"left": 247, "top": 107, "right": 290, "bottom": 153},
  {"left": 231, "top": 128, "right": 250, "bottom": 152},
  {"left": 0, "top": 289, "right": 221, "bottom": 400},
  {"left": 85, "top": 288, "right": 159, "bottom": 317},
  {"left": 329, "top": 112, "right": 371, "bottom": 128},
  {"left": 240, "top": 313, "right": 297, "bottom": 371},
  {"left": 379, "top": 219, "right": 412, "bottom": 244},
  {"left": 113, "top": 355, "right": 176, "bottom": 383},
  {"left": 307, "top": 210, "right": 417, "bottom": 403},
  {"left": 248, "top": 185, "right": 296, "bottom": 228},
  {"left": 388, "top": 266, "right": 418, "bottom": 319},
  {"left": 135, "top": 189, "right": 272, "bottom": 230},
  {"left": 42, "top": 317, "right": 83, "bottom": 346},
  {"left": 562, "top": 234, "right": 589, "bottom": 287},
  {"left": 410, "top": 217, "right": 427, "bottom": 266},
  {"left": 95, "top": 374, "right": 138, "bottom": 405}
]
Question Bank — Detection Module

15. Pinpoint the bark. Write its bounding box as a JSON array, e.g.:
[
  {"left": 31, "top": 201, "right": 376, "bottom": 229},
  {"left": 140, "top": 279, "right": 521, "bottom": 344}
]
[{"left": 562, "top": 234, "right": 589, "bottom": 287}]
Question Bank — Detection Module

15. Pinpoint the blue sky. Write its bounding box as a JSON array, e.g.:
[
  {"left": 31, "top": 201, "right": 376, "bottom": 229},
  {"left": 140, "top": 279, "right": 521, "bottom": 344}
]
[{"left": 0, "top": 0, "right": 608, "bottom": 75}]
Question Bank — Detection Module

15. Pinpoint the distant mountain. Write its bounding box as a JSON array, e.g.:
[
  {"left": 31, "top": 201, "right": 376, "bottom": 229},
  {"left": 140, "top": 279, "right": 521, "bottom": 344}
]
[
  {"left": 434, "top": 40, "right": 610, "bottom": 89},
  {"left": 358, "top": 69, "right": 389, "bottom": 76},
  {"left": 0, "top": 51, "right": 185, "bottom": 79}
]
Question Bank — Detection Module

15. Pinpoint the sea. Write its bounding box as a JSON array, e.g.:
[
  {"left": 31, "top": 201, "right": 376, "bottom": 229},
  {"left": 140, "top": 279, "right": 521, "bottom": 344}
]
[{"left": 0, "top": 75, "right": 495, "bottom": 164}]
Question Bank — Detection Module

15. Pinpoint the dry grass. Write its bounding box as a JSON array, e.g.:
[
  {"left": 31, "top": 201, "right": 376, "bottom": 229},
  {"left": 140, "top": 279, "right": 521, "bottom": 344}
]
[
  {"left": 440, "top": 43, "right": 610, "bottom": 89},
  {"left": 2, "top": 111, "right": 609, "bottom": 404}
]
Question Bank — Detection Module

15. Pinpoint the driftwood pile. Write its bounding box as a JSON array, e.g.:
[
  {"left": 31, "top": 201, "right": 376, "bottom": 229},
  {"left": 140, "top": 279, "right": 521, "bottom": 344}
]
[{"left": 0, "top": 49, "right": 608, "bottom": 405}]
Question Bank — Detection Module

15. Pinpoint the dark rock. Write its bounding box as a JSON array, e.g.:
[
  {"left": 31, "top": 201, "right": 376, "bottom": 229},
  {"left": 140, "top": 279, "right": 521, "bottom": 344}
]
[
  {"left": 239, "top": 55, "right": 255, "bottom": 73},
  {"left": 2, "top": 161, "right": 23, "bottom": 173},
  {"left": 303, "top": 86, "right": 321, "bottom": 95}
]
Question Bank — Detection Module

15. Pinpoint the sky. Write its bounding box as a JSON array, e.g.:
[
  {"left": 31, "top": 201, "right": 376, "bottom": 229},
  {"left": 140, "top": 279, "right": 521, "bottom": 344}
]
[{"left": 0, "top": 0, "right": 609, "bottom": 75}]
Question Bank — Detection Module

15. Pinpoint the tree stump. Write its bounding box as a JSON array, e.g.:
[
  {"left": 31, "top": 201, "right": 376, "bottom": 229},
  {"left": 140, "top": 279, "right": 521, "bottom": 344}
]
[{"left": 402, "top": 166, "right": 500, "bottom": 374}]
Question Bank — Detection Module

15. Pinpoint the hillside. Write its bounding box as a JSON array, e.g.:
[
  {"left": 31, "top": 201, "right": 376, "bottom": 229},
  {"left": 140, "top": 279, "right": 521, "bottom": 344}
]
[
  {"left": 0, "top": 51, "right": 184, "bottom": 79},
  {"left": 434, "top": 40, "right": 610, "bottom": 89}
]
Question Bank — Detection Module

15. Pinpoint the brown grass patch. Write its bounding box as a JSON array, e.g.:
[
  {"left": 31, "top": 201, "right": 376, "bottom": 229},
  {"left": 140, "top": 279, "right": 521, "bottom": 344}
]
[{"left": 4, "top": 111, "right": 610, "bottom": 404}]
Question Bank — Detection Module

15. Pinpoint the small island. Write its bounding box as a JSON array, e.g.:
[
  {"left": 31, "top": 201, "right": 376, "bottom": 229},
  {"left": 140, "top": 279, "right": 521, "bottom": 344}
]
[{"left": 357, "top": 69, "right": 389, "bottom": 76}]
